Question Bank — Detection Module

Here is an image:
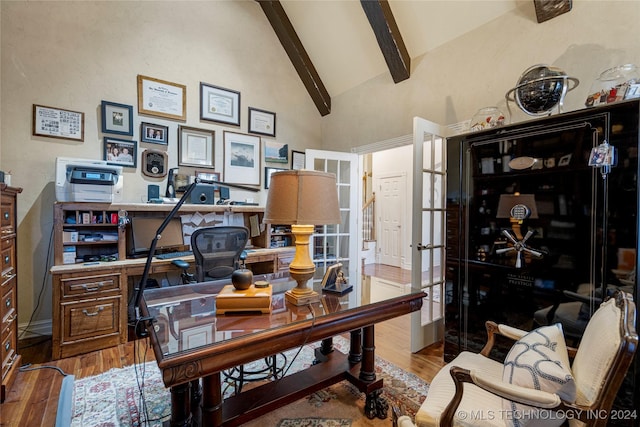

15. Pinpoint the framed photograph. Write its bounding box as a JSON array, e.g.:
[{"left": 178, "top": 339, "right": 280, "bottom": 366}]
[
  {"left": 264, "top": 140, "right": 288, "bottom": 163},
  {"left": 291, "top": 150, "right": 306, "bottom": 170},
  {"left": 140, "top": 122, "right": 169, "bottom": 145},
  {"left": 248, "top": 107, "right": 276, "bottom": 137},
  {"left": 137, "top": 74, "right": 186, "bottom": 121},
  {"left": 200, "top": 82, "right": 240, "bottom": 126},
  {"left": 104, "top": 137, "right": 137, "bottom": 168},
  {"left": 264, "top": 167, "right": 286, "bottom": 189},
  {"left": 101, "top": 101, "right": 133, "bottom": 136},
  {"left": 224, "top": 131, "right": 260, "bottom": 186},
  {"left": 178, "top": 126, "right": 215, "bottom": 169},
  {"left": 32, "top": 104, "right": 84, "bottom": 141}
]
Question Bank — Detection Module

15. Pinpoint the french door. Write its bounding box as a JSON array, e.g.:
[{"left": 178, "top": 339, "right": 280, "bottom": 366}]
[
  {"left": 410, "top": 117, "right": 448, "bottom": 352},
  {"left": 305, "top": 149, "right": 360, "bottom": 303}
]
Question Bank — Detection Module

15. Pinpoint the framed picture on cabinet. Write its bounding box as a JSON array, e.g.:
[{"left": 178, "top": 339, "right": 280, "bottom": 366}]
[{"left": 200, "top": 82, "right": 241, "bottom": 126}]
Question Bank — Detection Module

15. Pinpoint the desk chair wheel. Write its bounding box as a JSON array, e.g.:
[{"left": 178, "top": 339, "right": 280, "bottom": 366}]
[{"left": 172, "top": 259, "right": 197, "bottom": 284}]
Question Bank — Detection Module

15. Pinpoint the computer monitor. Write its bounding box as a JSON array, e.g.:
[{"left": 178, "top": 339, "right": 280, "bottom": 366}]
[{"left": 127, "top": 216, "right": 185, "bottom": 257}]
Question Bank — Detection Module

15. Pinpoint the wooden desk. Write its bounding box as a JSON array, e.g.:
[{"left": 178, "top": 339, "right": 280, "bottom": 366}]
[
  {"left": 141, "top": 278, "right": 425, "bottom": 426},
  {"left": 50, "top": 247, "right": 294, "bottom": 359}
]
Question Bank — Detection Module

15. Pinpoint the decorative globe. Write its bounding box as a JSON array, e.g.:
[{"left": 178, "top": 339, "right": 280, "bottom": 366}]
[{"left": 506, "top": 64, "right": 579, "bottom": 116}]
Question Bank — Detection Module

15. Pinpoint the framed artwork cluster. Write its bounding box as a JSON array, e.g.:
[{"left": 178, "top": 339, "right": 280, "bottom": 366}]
[{"left": 32, "top": 73, "right": 297, "bottom": 187}]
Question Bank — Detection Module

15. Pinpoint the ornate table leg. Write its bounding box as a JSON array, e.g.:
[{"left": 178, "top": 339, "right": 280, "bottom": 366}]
[
  {"left": 360, "top": 325, "right": 388, "bottom": 420},
  {"left": 201, "top": 373, "right": 222, "bottom": 426},
  {"left": 170, "top": 382, "right": 192, "bottom": 427}
]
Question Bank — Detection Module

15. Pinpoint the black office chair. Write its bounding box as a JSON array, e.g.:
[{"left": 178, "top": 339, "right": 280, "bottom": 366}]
[
  {"left": 191, "top": 226, "right": 249, "bottom": 281},
  {"left": 190, "top": 226, "right": 286, "bottom": 395}
]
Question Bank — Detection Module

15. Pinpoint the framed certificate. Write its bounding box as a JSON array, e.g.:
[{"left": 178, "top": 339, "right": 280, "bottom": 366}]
[
  {"left": 137, "top": 75, "right": 186, "bottom": 121},
  {"left": 32, "top": 104, "right": 84, "bottom": 141},
  {"left": 200, "top": 82, "right": 240, "bottom": 126}
]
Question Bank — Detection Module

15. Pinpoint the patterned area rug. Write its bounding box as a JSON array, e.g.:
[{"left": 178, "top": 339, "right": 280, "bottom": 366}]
[{"left": 68, "top": 336, "right": 428, "bottom": 426}]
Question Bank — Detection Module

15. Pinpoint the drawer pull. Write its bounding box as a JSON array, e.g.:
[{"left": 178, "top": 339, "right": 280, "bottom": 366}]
[
  {"left": 4, "top": 341, "right": 10, "bottom": 351},
  {"left": 6, "top": 313, "right": 16, "bottom": 323},
  {"left": 3, "top": 212, "right": 8, "bottom": 220},
  {"left": 82, "top": 306, "right": 105, "bottom": 317},
  {"left": 82, "top": 281, "right": 106, "bottom": 292},
  {"left": 1, "top": 272, "right": 16, "bottom": 281},
  {"left": 4, "top": 255, "right": 9, "bottom": 264},
  {"left": 5, "top": 297, "right": 11, "bottom": 307}
]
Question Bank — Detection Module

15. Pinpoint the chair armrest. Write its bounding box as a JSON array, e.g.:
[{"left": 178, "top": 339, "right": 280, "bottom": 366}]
[
  {"left": 440, "top": 366, "right": 564, "bottom": 426},
  {"left": 480, "top": 321, "right": 528, "bottom": 357}
]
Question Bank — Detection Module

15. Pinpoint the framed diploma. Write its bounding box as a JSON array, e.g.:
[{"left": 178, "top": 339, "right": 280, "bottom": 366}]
[
  {"left": 248, "top": 107, "right": 276, "bottom": 137},
  {"left": 32, "top": 104, "right": 84, "bottom": 141},
  {"left": 200, "top": 82, "right": 241, "bottom": 126},
  {"left": 137, "top": 75, "right": 186, "bottom": 121},
  {"left": 178, "top": 125, "right": 215, "bottom": 169}
]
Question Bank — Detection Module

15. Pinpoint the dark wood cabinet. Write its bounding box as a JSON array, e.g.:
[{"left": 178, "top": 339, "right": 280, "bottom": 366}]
[
  {"left": 445, "top": 100, "right": 639, "bottom": 413},
  {"left": 1, "top": 185, "right": 21, "bottom": 402}
]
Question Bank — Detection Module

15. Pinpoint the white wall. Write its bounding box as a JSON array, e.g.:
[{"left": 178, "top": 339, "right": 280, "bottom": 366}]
[
  {"left": 321, "top": 1, "right": 640, "bottom": 150},
  {"left": 0, "top": 1, "right": 323, "bottom": 331}
]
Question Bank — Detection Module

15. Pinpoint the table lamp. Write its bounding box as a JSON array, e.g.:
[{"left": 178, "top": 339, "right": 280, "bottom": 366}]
[{"left": 264, "top": 170, "right": 341, "bottom": 305}]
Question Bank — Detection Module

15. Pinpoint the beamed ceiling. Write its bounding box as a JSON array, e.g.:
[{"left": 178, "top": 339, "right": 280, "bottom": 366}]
[{"left": 257, "top": 0, "right": 523, "bottom": 116}]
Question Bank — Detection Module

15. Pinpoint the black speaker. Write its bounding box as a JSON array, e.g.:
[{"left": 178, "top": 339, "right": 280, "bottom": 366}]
[
  {"left": 219, "top": 186, "right": 230, "bottom": 201},
  {"left": 147, "top": 184, "right": 160, "bottom": 202},
  {"left": 190, "top": 184, "right": 215, "bottom": 204}
]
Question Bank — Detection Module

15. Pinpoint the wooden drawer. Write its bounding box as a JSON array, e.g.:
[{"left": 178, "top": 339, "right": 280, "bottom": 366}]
[
  {"left": 1, "top": 328, "right": 16, "bottom": 379},
  {"left": 1, "top": 287, "right": 16, "bottom": 336},
  {"left": 61, "top": 296, "right": 121, "bottom": 342},
  {"left": 60, "top": 272, "right": 121, "bottom": 298},
  {"left": 0, "top": 193, "right": 15, "bottom": 234},
  {"left": 0, "top": 240, "right": 15, "bottom": 280},
  {"left": 276, "top": 252, "right": 295, "bottom": 272}
]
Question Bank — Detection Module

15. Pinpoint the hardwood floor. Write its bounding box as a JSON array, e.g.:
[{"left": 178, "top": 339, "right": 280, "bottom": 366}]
[{"left": 1, "top": 265, "right": 445, "bottom": 426}]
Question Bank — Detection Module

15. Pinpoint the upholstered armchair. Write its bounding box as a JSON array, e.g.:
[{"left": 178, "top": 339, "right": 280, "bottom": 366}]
[{"left": 394, "top": 291, "right": 638, "bottom": 427}]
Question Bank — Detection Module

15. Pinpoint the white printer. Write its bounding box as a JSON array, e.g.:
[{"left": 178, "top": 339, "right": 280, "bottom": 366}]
[{"left": 55, "top": 157, "right": 123, "bottom": 202}]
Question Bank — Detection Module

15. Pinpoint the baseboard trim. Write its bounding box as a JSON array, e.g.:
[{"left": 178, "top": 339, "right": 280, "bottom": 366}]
[{"left": 18, "top": 319, "right": 52, "bottom": 339}]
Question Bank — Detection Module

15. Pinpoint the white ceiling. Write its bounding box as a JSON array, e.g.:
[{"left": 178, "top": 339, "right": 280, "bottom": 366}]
[{"left": 280, "top": 0, "right": 519, "bottom": 96}]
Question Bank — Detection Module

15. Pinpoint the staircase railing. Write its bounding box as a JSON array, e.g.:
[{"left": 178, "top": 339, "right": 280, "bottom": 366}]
[{"left": 362, "top": 193, "right": 375, "bottom": 243}]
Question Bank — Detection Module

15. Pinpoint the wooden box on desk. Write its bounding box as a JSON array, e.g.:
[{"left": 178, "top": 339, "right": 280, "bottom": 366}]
[{"left": 215, "top": 284, "right": 272, "bottom": 314}]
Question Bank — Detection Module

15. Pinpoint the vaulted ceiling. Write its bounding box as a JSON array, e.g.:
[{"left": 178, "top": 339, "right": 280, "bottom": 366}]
[{"left": 258, "top": 0, "right": 521, "bottom": 116}]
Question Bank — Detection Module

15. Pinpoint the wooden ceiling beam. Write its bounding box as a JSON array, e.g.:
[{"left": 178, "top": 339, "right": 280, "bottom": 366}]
[
  {"left": 360, "top": 0, "right": 410, "bottom": 83},
  {"left": 258, "top": 0, "right": 331, "bottom": 116}
]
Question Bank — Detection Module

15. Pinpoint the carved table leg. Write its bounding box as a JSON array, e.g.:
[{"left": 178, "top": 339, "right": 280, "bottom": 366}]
[
  {"left": 360, "top": 325, "right": 388, "bottom": 420},
  {"left": 201, "top": 373, "right": 222, "bottom": 426},
  {"left": 170, "top": 382, "right": 192, "bottom": 427}
]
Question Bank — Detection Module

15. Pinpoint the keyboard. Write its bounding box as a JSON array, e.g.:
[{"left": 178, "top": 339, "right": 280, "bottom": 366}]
[{"left": 155, "top": 250, "right": 193, "bottom": 260}]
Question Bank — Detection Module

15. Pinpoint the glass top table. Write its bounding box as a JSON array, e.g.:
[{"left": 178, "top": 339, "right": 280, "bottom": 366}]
[{"left": 140, "top": 274, "right": 425, "bottom": 426}]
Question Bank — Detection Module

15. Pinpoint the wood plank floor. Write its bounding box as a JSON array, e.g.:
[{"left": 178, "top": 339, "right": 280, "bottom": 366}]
[{"left": 1, "top": 265, "right": 445, "bottom": 426}]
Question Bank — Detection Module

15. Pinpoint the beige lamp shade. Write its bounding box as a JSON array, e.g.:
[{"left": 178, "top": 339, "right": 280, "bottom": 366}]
[{"left": 264, "top": 170, "right": 341, "bottom": 225}]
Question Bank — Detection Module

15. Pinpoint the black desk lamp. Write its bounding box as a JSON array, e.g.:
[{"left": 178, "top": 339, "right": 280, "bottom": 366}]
[{"left": 129, "top": 177, "right": 259, "bottom": 331}]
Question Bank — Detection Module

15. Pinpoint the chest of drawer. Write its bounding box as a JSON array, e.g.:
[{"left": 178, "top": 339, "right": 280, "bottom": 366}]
[
  {"left": 61, "top": 296, "right": 121, "bottom": 341},
  {"left": 60, "top": 272, "right": 121, "bottom": 298}
]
